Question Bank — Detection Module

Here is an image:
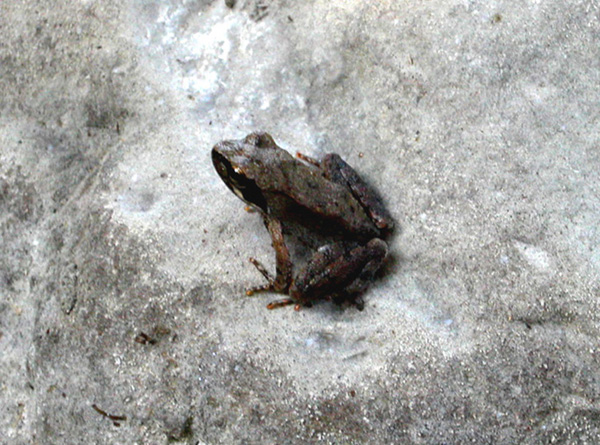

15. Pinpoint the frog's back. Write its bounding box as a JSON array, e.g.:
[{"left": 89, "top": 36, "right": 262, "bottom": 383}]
[{"left": 258, "top": 158, "right": 380, "bottom": 240}]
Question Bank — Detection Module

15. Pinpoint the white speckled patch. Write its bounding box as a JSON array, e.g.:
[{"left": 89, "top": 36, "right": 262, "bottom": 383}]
[{"left": 513, "top": 240, "right": 554, "bottom": 273}]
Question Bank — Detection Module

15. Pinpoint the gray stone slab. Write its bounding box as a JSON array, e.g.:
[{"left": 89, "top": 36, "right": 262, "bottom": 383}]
[{"left": 1, "top": 0, "right": 599, "bottom": 443}]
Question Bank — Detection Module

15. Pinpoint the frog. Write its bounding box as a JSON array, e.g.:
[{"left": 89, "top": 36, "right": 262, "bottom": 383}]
[{"left": 211, "top": 132, "right": 394, "bottom": 310}]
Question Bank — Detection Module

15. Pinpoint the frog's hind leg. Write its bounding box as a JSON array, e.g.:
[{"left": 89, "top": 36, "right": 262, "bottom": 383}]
[
  {"left": 338, "top": 251, "right": 387, "bottom": 310},
  {"left": 291, "top": 239, "right": 388, "bottom": 307},
  {"left": 344, "top": 244, "right": 388, "bottom": 294},
  {"left": 321, "top": 153, "right": 394, "bottom": 234}
]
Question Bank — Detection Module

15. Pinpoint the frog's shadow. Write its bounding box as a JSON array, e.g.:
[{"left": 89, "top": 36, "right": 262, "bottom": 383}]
[{"left": 379, "top": 221, "right": 404, "bottom": 276}]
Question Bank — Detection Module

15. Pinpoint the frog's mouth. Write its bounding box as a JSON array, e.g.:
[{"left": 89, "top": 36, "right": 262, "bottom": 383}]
[{"left": 212, "top": 149, "right": 268, "bottom": 213}]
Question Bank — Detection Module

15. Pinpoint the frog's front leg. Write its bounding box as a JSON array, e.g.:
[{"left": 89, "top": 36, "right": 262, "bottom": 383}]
[
  {"left": 246, "top": 215, "right": 296, "bottom": 307},
  {"left": 290, "top": 238, "right": 388, "bottom": 306}
]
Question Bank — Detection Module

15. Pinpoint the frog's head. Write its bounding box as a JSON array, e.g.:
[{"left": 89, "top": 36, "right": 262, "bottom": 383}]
[{"left": 211, "top": 133, "right": 275, "bottom": 212}]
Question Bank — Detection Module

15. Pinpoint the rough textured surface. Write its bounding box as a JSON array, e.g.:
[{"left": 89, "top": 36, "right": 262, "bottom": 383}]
[{"left": 1, "top": 0, "right": 599, "bottom": 443}]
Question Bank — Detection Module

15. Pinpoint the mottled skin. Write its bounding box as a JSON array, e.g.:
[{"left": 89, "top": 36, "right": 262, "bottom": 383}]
[{"left": 212, "top": 132, "right": 393, "bottom": 309}]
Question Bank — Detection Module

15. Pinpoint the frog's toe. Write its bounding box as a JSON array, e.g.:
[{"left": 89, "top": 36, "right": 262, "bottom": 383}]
[
  {"left": 266, "top": 298, "right": 295, "bottom": 309},
  {"left": 249, "top": 257, "right": 274, "bottom": 282},
  {"left": 246, "top": 283, "right": 273, "bottom": 296},
  {"left": 266, "top": 299, "right": 311, "bottom": 311}
]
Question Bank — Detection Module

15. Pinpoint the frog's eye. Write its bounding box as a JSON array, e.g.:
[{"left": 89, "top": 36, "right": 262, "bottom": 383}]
[
  {"left": 244, "top": 132, "right": 275, "bottom": 149},
  {"left": 215, "top": 161, "right": 228, "bottom": 178}
]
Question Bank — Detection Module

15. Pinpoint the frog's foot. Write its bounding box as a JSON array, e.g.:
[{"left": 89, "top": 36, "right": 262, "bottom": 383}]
[
  {"left": 267, "top": 300, "right": 312, "bottom": 311},
  {"left": 246, "top": 258, "right": 303, "bottom": 310},
  {"left": 266, "top": 298, "right": 295, "bottom": 310},
  {"left": 246, "top": 257, "right": 276, "bottom": 295},
  {"left": 246, "top": 257, "right": 291, "bottom": 295}
]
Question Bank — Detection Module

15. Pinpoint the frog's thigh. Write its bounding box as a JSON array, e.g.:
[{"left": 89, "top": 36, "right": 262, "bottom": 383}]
[
  {"left": 321, "top": 154, "right": 394, "bottom": 232},
  {"left": 345, "top": 239, "right": 388, "bottom": 295},
  {"left": 353, "top": 238, "right": 388, "bottom": 279},
  {"left": 294, "top": 239, "right": 388, "bottom": 298}
]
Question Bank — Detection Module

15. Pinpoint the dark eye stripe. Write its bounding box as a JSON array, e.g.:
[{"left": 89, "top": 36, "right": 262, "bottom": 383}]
[{"left": 212, "top": 150, "right": 268, "bottom": 212}]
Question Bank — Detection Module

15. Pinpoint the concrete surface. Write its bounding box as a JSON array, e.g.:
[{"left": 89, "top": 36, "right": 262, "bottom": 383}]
[{"left": 1, "top": 0, "right": 600, "bottom": 443}]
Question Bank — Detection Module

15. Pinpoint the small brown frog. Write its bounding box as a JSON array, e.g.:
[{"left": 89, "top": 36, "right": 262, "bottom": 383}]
[{"left": 212, "top": 132, "right": 394, "bottom": 310}]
